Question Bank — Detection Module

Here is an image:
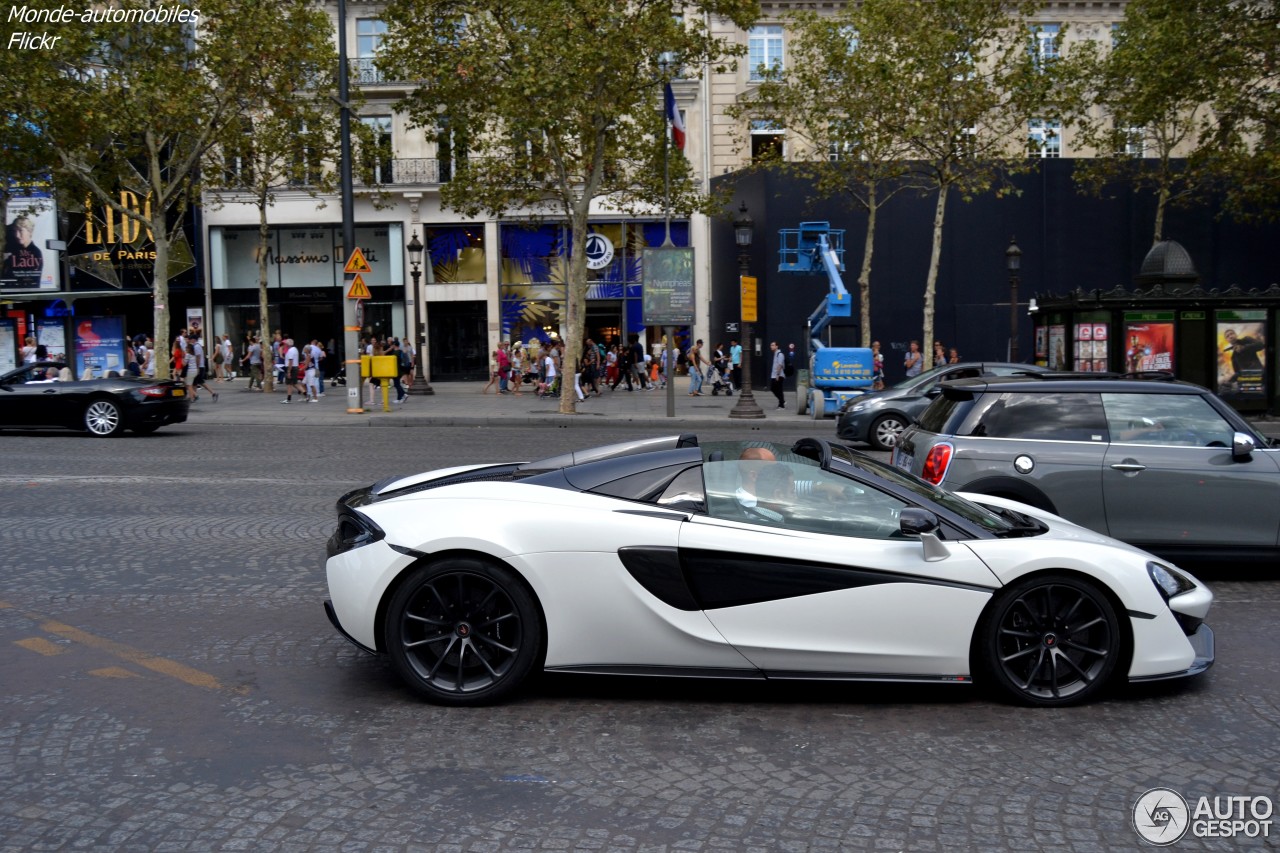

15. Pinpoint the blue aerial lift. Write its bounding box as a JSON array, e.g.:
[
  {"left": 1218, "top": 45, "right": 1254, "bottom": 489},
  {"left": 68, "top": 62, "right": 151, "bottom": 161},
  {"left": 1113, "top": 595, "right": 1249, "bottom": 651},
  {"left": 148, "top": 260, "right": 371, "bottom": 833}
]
[{"left": 777, "top": 222, "right": 874, "bottom": 418}]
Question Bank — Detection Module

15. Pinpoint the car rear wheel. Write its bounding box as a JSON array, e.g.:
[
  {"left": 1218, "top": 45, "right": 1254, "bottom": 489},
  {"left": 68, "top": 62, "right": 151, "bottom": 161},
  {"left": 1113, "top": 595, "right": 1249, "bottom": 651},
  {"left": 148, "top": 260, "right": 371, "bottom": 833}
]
[
  {"left": 979, "top": 574, "right": 1122, "bottom": 706},
  {"left": 84, "top": 398, "right": 123, "bottom": 437},
  {"left": 384, "top": 557, "right": 542, "bottom": 706},
  {"left": 868, "top": 413, "right": 906, "bottom": 451}
]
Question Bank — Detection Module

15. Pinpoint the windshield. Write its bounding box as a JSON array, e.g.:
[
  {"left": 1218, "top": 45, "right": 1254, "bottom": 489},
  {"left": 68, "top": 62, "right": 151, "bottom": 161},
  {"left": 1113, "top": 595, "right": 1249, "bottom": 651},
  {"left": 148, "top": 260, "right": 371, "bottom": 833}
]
[
  {"left": 828, "top": 444, "right": 1016, "bottom": 534},
  {"left": 888, "top": 363, "right": 950, "bottom": 392}
]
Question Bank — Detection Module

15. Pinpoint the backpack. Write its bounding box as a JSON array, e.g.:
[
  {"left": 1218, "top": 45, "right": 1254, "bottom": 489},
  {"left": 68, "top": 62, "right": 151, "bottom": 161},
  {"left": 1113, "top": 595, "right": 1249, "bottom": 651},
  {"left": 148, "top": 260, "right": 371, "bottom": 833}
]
[{"left": 398, "top": 349, "right": 412, "bottom": 372}]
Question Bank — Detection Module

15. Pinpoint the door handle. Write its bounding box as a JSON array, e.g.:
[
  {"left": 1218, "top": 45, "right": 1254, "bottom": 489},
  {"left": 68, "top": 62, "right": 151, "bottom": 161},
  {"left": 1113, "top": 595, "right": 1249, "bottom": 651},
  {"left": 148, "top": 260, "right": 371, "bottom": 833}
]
[{"left": 1110, "top": 462, "right": 1147, "bottom": 472}]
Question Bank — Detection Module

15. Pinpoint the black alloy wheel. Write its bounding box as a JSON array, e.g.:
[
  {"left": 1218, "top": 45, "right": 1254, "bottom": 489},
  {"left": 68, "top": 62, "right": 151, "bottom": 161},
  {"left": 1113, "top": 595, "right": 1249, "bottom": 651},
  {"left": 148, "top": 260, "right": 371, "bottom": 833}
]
[
  {"left": 384, "top": 558, "right": 542, "bottom": 706},
  {"left": 869, "top": 413, "right": 907, "bottom": 451},
  {"left": 980, "top": 574, "right": 1122, "bottom": 706},
  {"left": 84, "top": 398, "right": 124, "bottom": 437}
]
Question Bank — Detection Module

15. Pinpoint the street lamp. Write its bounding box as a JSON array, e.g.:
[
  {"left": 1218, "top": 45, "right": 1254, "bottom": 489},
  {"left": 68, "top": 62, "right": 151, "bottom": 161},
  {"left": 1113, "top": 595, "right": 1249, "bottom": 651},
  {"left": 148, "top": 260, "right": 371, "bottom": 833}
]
[
  {"left": 729, "top": 202, "right": 765, "bottom": 419},
  {"left": 407, "top": 230, "right": 433, "bottom": 394},
  {"left": 1006, "top": 236, "right": 1022, "bottom": 363}
]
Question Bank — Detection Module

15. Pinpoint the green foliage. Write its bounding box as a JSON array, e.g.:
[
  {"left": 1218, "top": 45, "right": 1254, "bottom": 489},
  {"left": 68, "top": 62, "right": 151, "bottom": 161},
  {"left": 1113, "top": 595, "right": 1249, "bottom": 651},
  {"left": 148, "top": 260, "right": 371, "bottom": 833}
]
[{"left": 379, "top": 0, "right": 757, "bottom": 411}]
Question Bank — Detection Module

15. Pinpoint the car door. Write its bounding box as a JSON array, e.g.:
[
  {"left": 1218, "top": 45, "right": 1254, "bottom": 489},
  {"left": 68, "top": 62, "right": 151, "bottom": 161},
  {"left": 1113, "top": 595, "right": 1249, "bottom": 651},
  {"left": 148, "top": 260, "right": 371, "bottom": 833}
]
[
  {"left": 683, "top": 456, "right": 998, "bottom": 679},
  {"left": 1100, "top": 392, "right": 1280, "bottom": 549},
  {"left": 0, "top": 366, "right": 62, "bottom": 426}
]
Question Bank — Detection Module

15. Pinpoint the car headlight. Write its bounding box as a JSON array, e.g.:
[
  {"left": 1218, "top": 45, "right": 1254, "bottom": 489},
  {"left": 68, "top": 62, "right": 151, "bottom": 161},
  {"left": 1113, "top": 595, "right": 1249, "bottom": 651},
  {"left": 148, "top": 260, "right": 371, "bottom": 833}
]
[{"left": 1147, "top": 561, "right": 1196, "bottom": 601}]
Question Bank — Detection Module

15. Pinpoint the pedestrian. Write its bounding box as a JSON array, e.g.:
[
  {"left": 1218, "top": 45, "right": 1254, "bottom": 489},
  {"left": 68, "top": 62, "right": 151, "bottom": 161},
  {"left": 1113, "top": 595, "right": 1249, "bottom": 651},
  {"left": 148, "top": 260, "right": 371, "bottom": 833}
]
[
  {"left": 385, "top": 339, "right": 407, "bottom": 403},
  {"left": 483, "top": 341, "right": 502, "bottom": 393},
  {"left": 629, "top": 335, "right": 649, "bottom": 390},
  {"left": 948, "top": 347, "right": 961, "bottom": 364},
  {"left": 399, "top": 336, "right": 415, "bottom": 392},
  {"left": 729, "top": 339, "right": 742, "bottom": 392},
  {"left": 871, "top": 341, "right": 885, "bottom": 390},
  {"left": 125, "top": 339, "right": 140, "bottom": 376},
  {"left": 580, "top": 339, "right": 599, "bottom": 395},
  {"left": 495, "top": 341, "right": 512, "bottom": 395},
  {"left": 191, "top": 334, "right": 217, "bottom": 401},
  {"left": 222, "top": 335, "right": 235, "bottom": 379},
  {"left": 183, "top": 342, "right": 200, "bottom": 400},
  {"left": 540, "top": 344, "right": 558, "bottom": 397},
  {"left": 904, "top": 340, "right": 923, "bottom": 378},
  {"left": 281, "top": 337, "right": 300, "bottom": 404},
  {"left": 241, "top": 336, "right": 263, "bottom": 390},
  {"left": 933, "top": 340, "right": 946, "bottom": 369},
  {"left": 510, "top": 342, "right": 525, "bottom": 396},
  {"left": 364, "top": 338, "right": 381, "bottom": 406},
  {"left": 769, "top": 341, "right": 786, "bottom": 409},
  {"left": 309, "top": 340, "right": 326, "bottom": 396},
  {"left": 304, "top": 345, "right": 322, "bottom": 402},
  {"left": 21, "top": 335, "right": 37, "bottom": 363},
  {"left": 212, "top": 335, "right": 226, "bottom": 380},
  {"left": 687, "top": 339, "right": 705, "bottom": 396}
]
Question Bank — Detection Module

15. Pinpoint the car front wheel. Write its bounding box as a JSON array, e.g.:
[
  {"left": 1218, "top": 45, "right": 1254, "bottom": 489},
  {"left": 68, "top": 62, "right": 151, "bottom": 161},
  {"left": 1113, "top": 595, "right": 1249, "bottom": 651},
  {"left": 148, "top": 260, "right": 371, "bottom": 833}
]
[
  {"left": 869, "top": 413, "right": 906, "bottom": 451},
  {"left": 979, "top": 574, "right": 1122, "bottom": 706},
  {"left": 384, "top": 557, "right": 542, "bottom": 706},
  {"left": 84, "top": 398, "right": 123, "bottom": 437}
]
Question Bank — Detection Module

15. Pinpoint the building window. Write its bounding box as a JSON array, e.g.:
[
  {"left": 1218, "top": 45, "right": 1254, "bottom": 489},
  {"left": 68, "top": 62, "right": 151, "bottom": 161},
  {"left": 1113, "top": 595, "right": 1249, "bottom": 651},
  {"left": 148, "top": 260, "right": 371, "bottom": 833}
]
[
  {"left": 360, "top": 116, "right": 393, "bottom": 184},
  {"left": 748, "top": 25, "right": 783, "bottom": 81},
  {"left": 355, "top": 19, "right": 387, "bottom": 83},
  {"left": 1028, "top": 119, "right": 1061, "bottom": 158},
  {"left": 1030, "top": 23, "right": 1060, "bottom": 69},
  {"left": 751, "top": 120, "right": 784, "bottom": 161},
  {"left": 1121, "top": 125, "right": 1145, "bottom": 157}
]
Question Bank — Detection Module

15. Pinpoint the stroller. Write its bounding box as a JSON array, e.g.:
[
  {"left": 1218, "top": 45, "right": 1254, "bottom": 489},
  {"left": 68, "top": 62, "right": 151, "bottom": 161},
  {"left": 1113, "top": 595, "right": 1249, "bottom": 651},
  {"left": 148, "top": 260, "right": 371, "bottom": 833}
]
[{"left": 706, "top": 364, "right": 733, "bottom": 396}]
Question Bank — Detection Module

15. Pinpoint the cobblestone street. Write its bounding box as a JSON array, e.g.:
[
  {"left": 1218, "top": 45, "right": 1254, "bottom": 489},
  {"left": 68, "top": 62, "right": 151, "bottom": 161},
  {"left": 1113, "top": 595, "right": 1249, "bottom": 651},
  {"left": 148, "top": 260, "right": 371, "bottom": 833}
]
[{"left": 1, "top": 423, "right": 1278, "bottom": 851}]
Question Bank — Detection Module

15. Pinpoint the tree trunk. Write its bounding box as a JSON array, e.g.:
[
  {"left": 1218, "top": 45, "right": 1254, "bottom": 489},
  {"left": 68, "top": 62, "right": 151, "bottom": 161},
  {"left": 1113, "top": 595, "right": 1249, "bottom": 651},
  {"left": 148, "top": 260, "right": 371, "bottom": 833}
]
[
  {"left": 560, "top": 204, "right": 590, "bottom": 415},
  {"left": 152, "top": 233, "right": 171, "bottom": 381},
  {"left": 1153, "top": 183, "right": 1168, "bottom": 245},
  {"left": 858, "top": 182, "right": 878, "bottom": 348},
  {"left": 921, "top": 183, "right": 949, "bottom": 370},
  {"left": 257, "top": 182, "right": 274, "bottom": 392}
]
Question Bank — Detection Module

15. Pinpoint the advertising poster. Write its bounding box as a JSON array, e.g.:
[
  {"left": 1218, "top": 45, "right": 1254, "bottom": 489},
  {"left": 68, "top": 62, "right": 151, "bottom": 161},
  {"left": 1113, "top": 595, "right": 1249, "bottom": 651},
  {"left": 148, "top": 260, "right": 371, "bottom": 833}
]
[
  {"left": 1216, "top": 310, "right": 1267, "bottom": 397},
  {"left": 75, "top": 317, "right": 126, "bottom": 379},
  {"left": 1123, "top": 319, "right": 1174, "bottom": 373},
  {"left": 35, "top": 322, "right": 67, "bottom": 361},
  {"left": 1034, "top": 326, "right": 1047, "bottom": 359},
  {"left": 186, "top": 307, "right": 205, "bottom": 338},
  {"left": 1047, "top": 324, "right": 1067, "bottom": 370},
  {"left": 0, "top": 318, "right": 16, "bottom": 372},
  {"left": 2, "top": 194, "right": 59, "bottom": 291}
]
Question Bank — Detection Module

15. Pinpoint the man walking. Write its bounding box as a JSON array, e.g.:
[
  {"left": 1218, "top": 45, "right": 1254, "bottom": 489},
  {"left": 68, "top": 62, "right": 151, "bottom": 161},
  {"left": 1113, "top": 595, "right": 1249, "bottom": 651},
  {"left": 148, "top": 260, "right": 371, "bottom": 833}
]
[
  {"left": 729, "top": 339, "right": 742, "bottom": 392},
  {"left": 281, "top": 338, "right": 300, "bottom": 404},
  {"left": 769, "top": 341, "right": 786, "bottom": 410},
  {"left": 687, "top": 339, "right": 705, "bottom": 396}
]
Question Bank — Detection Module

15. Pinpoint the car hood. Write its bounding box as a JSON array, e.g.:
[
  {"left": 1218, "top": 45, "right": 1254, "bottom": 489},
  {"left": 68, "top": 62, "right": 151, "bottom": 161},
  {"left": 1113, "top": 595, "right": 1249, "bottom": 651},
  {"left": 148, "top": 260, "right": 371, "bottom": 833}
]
[{"left": 958, "top": 491, "right": 1161, "bottom": 559}]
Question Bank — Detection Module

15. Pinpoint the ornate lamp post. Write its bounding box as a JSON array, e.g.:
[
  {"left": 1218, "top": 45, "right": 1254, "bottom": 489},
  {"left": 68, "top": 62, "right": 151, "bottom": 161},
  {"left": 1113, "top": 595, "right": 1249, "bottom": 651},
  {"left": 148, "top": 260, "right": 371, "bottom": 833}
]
[
  {"left": 407, "top": 230, "right": 433, "bottom": 394},
  {"left": 729, "top": 203, "right": 765, "bottom": 419},
  {"left": 1006, "top": 236, "right": 1022, "bottom": 362}
]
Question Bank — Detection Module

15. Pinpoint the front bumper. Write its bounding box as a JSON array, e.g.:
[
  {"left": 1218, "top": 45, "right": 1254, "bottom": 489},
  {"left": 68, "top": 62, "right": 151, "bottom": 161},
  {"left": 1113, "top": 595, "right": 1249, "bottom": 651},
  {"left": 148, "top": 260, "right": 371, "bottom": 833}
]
[
  {"left": 1129, "top": 623, "right": 1214, "bottom": 683},
  {"left": 836, "top": 410, "right": 872, "bottom": 441}
]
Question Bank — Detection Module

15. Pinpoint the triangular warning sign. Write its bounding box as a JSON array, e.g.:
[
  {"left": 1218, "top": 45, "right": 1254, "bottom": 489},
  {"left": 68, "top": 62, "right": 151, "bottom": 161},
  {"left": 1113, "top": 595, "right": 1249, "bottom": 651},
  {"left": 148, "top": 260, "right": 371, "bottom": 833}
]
[
  {"left": 346, "top": 274, "right": 371, "bottom": 299},
  {"left": 344, "top": 247, "right": 373, "bottom": 274}
]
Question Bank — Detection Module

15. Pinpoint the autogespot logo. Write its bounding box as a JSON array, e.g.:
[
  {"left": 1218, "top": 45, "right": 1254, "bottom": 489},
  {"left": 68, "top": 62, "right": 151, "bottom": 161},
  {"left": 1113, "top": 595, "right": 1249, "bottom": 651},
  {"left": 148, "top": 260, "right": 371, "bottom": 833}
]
[
  {"left": 1134, "top": 788, "right": 1275, "bottom": 844},
  {"left": 1133, "top": 788, "right": 1190, "bottom": 845}
]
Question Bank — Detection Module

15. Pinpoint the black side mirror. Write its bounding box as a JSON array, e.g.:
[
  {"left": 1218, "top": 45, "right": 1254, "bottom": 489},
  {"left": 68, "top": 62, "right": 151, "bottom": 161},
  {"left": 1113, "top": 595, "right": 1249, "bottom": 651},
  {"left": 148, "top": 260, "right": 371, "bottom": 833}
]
[{"left": 899, "top": 507, "right": 939, "bottom": 536}]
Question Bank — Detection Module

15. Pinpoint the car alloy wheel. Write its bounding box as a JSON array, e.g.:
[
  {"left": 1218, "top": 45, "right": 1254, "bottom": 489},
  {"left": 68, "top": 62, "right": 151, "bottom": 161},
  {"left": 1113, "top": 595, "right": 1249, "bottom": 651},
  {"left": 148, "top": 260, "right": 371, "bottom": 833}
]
[
  {"left": 84, "top": 399, "right": 123, "bottom": 437},
  {"left": 869, "top": 414, "right": 906, "bottom": 451},
  {"left": 981, "top": 574, "right": 1122, "bottom": 706},
  {"left": 384, "top": 558, "right": 542, "bottom": 706}
]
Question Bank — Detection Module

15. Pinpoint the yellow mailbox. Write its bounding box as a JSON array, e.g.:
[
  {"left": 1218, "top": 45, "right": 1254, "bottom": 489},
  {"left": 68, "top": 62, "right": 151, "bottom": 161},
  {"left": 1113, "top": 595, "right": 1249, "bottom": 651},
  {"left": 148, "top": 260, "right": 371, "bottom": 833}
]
[{"left": 360, "top": 355, "right": 399, "bottom": 378}]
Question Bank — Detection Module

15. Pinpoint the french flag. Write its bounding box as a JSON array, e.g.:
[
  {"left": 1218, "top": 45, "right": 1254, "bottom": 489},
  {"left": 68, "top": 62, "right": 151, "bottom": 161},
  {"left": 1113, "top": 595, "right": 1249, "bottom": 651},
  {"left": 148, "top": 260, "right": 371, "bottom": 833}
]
[{"left": 665, "top": 82, "right": 686, "bottom": 152}]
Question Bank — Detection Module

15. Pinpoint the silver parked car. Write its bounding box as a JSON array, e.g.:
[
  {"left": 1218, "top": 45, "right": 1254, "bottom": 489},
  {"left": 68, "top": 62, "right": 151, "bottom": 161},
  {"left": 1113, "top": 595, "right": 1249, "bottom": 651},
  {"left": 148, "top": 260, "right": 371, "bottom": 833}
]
[
  {"left": 836, "top": 362, "right": 1049, "bottom": 451},
  {"left": 894, "top": 373, "right": 1280, "bottom": 562}
]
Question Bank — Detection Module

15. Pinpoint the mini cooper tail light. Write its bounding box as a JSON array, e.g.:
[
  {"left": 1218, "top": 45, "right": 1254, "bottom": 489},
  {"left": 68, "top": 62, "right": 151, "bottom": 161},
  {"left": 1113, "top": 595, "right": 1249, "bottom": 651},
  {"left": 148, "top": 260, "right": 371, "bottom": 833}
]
[{"left": 921, "top": 442, "right": 954, "bottom": 485}]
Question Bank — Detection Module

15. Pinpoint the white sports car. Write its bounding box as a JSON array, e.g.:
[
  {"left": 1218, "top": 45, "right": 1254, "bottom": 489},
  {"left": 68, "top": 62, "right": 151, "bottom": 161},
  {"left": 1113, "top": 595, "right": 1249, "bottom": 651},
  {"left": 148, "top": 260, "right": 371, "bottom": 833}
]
[{"left": 324, "top": 435, "right": 1214, "bottom": 707}]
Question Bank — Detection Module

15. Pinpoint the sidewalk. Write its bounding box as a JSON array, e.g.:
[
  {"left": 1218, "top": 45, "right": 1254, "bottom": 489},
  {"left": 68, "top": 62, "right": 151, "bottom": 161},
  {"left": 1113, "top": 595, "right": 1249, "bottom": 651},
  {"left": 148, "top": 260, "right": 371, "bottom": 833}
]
[
  {"left": 181, "top": 374, "right": 825, "bottom": 431},
  {"left": 181, "top": 374, "right": 1280, "bottom": 440}
]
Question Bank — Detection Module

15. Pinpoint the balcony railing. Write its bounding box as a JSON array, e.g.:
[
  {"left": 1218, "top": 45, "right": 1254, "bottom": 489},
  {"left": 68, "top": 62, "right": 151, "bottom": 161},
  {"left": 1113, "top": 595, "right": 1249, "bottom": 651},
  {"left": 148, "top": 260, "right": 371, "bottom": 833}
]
[
  {"left": 349, "top": 58, "right": 410, "bottom": 86},
  {"left": 353, "top": 158, "right": 452, "bottom": 186}
]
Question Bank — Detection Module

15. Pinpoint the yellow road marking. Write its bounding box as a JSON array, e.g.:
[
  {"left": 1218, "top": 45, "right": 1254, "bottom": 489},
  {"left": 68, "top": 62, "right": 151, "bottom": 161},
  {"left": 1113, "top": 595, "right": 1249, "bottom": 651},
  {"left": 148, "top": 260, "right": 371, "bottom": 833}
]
[
  {"left": 15, "top": 637, "right": 66, "bottom": 656},
  {"left": 34, "top": 618, "right": 248, "bottom": 694},
  {"left": 88, "top": 666, "right": 141, "bottom": 679}
]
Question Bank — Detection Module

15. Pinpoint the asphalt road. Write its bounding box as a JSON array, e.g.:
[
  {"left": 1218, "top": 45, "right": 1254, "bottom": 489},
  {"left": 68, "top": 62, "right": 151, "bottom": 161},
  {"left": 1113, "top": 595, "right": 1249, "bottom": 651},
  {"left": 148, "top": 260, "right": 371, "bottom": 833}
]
[{"left": 1, "top": 423, "right": 1278, "bottom": 851}]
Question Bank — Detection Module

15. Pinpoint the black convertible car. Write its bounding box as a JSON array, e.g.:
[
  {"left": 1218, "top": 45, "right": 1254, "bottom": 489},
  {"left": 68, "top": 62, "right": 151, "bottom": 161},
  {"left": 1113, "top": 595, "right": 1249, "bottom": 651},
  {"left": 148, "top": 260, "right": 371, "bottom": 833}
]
[{"left": 0, "top": 361, "right": 189, "bottom": 436}]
